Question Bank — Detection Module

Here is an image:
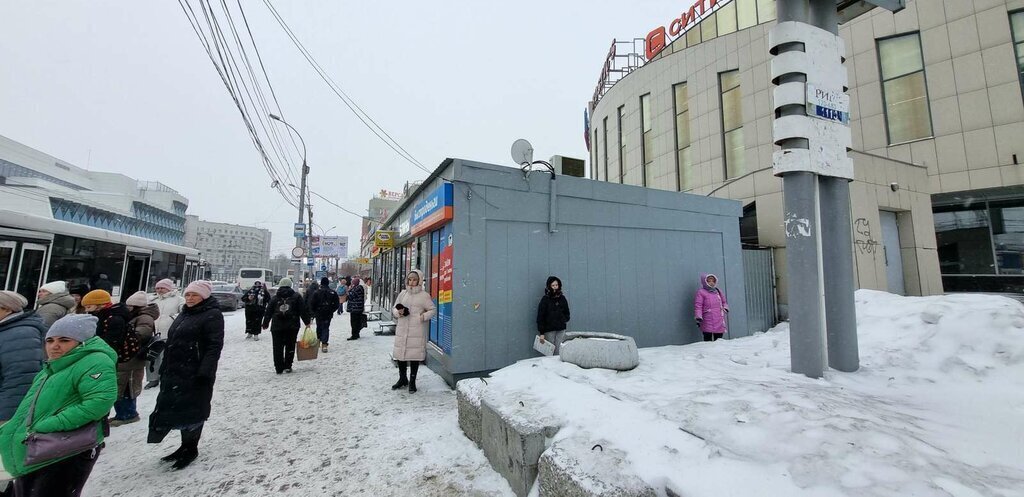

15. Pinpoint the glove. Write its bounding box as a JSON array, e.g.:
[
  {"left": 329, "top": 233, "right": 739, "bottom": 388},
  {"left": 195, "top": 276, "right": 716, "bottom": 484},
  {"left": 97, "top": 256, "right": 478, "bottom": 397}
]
[{"left": 695, "top": 318, "right": 703, "bottom": 326}]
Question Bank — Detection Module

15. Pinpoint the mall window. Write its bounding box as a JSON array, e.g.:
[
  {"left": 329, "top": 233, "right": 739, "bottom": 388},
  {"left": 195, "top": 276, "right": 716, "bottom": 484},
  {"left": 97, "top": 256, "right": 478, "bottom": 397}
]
[
  {"left": 673, "top": 82, "right": 693, "bottom": 191},
  {"left": 616, "top": 105, "right": 626, "bottom": 184},
  {"left": 738, "top": 0, "right": 757, "bottom": 30},
  {"left": 717, "top": 1, "right": 738, "bottom": 36},
  {"left": 602, "top": 117, "right": 609, "bottom": 183},
  {"left": 687, "top": 22, "right": 702, "bottom": 46},
  {"left": 1011, "top": 11, "right": 1024, "bottom": 102},
  {"left": 640, "top": 93, "right": 653, "bottom": 187},
  {"left": 934, "top": 205, "right": 994, "bottom": 275},
  {"left": 991, "top": 199, "right": 1024, "bottom": 275},
  {"left": 878, "top": 32, "right": 933, "bottom": 144},
  {"left": 720, "top": 70, "right": 746, "bottom": 178}
]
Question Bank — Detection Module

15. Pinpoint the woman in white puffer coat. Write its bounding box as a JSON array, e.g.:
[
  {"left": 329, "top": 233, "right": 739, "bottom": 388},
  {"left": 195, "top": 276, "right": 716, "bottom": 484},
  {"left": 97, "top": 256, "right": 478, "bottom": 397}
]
[
  {"left": 146, "top": 279, "right": 184, "bottom": 389},
  {"left": 390, "top": 270, "right": 436, "bottom": 393}
]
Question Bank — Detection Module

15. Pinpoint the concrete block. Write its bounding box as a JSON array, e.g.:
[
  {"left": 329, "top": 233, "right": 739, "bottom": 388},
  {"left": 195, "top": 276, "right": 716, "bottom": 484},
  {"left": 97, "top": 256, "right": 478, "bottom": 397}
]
[
  {"left": 538, "top": 435, "right": 657, "bottom": 497},
  {"left": 480, "top": 394, "right": 561, "bottom": 497},
  {"left": 456, "top": 378, "right": 485, "bottom": 447},
  {"left": 560, "top": 332, "right": 640, "bottom": 371}
]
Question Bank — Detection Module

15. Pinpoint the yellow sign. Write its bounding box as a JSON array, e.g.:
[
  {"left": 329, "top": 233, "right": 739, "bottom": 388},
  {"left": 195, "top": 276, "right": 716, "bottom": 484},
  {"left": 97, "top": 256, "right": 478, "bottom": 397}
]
[
  {"left": 353, "top": 257, "right": 371, "bottom": 264},
  {"left": 374, "top": 231, "right": 396, "bottom": 248}
]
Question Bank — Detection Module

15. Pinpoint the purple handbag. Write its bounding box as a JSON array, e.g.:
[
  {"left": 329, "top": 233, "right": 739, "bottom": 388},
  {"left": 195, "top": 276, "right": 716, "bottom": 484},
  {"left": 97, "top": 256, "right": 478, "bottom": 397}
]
[{"left": 22, "top": 375, "right": 104, "bottom": 466}]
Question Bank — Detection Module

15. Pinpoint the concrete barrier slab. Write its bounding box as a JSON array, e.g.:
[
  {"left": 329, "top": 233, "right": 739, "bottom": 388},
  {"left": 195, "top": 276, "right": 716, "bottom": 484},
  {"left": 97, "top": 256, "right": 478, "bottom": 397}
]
[
  {"left": 456, "top": 378, "right": 485, "bottom": 447},
  {"left": 479, "top": 391, "right": 561, "bottom": 497},
  {"left": 538, "top": 434, "right": 657, "bottom": 497}
]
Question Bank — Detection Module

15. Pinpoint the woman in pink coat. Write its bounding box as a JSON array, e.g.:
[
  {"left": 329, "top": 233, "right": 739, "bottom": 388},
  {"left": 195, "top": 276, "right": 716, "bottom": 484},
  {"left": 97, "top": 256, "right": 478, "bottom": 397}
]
[
  {"left": 694, "top": 273, "right": 729, "bottom": 341},
  {"left": 391, "top": 270, "right": 436, "bottom": 393}
]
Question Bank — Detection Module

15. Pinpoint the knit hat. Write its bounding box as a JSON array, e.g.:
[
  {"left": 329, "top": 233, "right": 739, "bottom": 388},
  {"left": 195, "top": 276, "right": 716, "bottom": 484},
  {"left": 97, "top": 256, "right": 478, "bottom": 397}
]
[
  {"left": 184, "top": 280, "right": 213, "bottom": 300},
  {"left": 155, "top": 279, "right": 175, "bottom": 291},
  {"left": 0, "top": 291, "right": 28, "bottom": 312},
  {"left": 125, "top": 291, "right": 149, "bottom": 307},
  {"left": 81, "top": 290, "right": 112, "bottom": 306},
  {"left": 46, "top": 314, "right": 98, "bottom": 342},
  {"left": 278, "top": 277, "right": 293, "bottom": 288},
  {"left": 69, "top": 285, "right": 90, "bottom": 297},
  {"left": 39, "top": 281, "right": 67, "bottom": 295},
  {"left": 320, "top": 277, "right": 330, "bottom": 286}
]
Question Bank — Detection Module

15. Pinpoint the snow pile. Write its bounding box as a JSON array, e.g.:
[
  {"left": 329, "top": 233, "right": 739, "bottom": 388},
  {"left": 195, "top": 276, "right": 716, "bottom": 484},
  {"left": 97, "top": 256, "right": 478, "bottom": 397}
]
[{"left": 480, "top": 290, "right": 1024, "bottom": 496}]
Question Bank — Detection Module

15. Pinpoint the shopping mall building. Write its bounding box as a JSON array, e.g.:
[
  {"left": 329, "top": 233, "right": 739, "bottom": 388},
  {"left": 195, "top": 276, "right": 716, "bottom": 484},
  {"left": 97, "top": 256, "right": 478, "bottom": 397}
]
[{"left": 588, "top": 0, "right": 1024, "bottom": 314}]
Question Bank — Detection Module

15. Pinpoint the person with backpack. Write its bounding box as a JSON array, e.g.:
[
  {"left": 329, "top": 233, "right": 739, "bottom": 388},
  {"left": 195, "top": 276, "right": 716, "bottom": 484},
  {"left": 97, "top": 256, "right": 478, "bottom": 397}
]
[
  {"left": 241, "top": 281, "right": 271, "bottom": 341},
  {"left": 111, "top": 291, "right": 157, "bottom": 427},
  {"left": 346, "top": 277, "right": 366, "bottom": 341},
  {"left": 148, "top": 280, "right": 224, "bottom": 470},
  {"left": 82, "top": 290, "right": 134, "bottom": 363},
  {"left": 310, "top": 277, "right": 339, "bottom": 353},
  {"left": 261, "top": 278, "right": 311, "bottom": 374}
]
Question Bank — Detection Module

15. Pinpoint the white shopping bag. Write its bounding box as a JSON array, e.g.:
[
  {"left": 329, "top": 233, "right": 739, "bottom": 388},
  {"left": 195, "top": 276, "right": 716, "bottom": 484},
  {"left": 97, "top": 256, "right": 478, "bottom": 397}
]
[{"left": 533, "top": 335, "right": 556, "bottom": 356}]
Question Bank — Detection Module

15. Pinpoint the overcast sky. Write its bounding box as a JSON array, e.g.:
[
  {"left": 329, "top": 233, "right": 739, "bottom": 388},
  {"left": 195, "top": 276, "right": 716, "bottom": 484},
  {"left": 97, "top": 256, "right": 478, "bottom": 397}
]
[{"left": 1, "top": 1, "right": 677, "bottom": 257}]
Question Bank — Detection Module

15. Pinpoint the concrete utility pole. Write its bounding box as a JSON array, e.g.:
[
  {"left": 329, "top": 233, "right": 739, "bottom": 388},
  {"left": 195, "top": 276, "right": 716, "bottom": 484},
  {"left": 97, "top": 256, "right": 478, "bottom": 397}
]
[
  {"left": 270, "top": 114, "right": 308, "bottom": 285},
  {"left": 770, "top": 0, "right": 861, "bottom": 377}
]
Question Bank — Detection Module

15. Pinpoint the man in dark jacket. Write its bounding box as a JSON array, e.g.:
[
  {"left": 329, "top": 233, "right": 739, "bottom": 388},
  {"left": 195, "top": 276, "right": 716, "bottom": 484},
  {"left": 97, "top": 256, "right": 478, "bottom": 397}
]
[
  {"left": 309, "top": 277, "right": 339, "bottom": 353},
  {"left": 262, "top": 278, "right": 311, "bottom": 374},
  {"left": 0, "top": 291, "right": 46, "bottom": 421},
  {"left": 536, "top": 276, "right": 571, "bottom": 355},
  {"left": 346, "top": 277, "right": 366, "bottom": 341}
]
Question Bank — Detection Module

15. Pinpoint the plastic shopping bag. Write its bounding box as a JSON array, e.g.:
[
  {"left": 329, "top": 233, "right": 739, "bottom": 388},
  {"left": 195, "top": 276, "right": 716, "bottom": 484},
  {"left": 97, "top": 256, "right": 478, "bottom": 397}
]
[{"left": 299, "top": 326, "right": 319, "bottom": 349}]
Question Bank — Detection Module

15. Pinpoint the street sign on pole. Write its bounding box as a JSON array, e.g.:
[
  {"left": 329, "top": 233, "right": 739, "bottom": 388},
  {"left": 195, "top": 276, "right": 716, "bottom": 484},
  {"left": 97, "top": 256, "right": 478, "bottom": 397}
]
[
  {"left": 293, "top": 223, "right": 306, "bottom": 237},
  {"left": 806, "top": 84, "right": 850, "bottom": 125},
  {"left": 320, "top": 264, "right": 327, "bottom": 272}
]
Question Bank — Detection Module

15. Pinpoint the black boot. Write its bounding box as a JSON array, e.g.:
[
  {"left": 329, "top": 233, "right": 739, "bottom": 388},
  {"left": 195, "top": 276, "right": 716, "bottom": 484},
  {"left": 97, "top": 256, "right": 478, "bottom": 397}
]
[
  {"left": 160, "top": 446, "right": 185, "bottom": 462},
  {"left": 171, "top": 425, "right": 203, "bottom": 470},
  {"left": 408, "top": 361, "right": 420, "bottom": 393},
  {"left": 392, "top": 362, "right": 408, "bottom": 390}
]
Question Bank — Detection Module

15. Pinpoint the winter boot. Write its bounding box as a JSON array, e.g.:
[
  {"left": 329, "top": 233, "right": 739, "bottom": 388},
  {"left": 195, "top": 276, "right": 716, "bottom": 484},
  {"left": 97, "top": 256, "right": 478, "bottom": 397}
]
[
  {"left": 171, "top": 426, "right": 203, "bottom": 470},
  {"left": 408, "top": 374, "right": 418, "bottom": 393},
  {"left": 392, "top": 362, "right": 408, "bottom": 390},
  {"left": 160, "top": 446, "right": 185, "bottom": 462}
]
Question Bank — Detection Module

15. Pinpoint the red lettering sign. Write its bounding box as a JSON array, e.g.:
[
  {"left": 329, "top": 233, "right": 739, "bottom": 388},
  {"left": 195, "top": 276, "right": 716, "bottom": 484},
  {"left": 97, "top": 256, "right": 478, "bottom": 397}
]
[{"left": 646, "top": 0, "right": 733, "bottom": 60}]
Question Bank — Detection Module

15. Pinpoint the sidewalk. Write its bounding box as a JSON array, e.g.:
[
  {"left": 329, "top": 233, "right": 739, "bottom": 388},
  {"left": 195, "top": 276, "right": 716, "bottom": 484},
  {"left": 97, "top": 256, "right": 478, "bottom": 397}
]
[{"left": 84, "top": 310, "right": 512, "bottom": 497}]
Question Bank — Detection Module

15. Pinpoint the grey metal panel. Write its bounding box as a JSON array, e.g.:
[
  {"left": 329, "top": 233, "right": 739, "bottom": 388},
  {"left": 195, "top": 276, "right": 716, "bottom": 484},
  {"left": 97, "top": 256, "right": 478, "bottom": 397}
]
[
  {"left": 742, "top": 249, "right": 778, "bottom": 334},
  {"left": 483, "top": 222, "right": 510, "bottom": 368}
]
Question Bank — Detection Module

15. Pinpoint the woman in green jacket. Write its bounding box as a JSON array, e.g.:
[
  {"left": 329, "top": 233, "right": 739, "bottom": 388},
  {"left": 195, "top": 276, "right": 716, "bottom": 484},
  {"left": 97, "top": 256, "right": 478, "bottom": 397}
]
[{"left": 0, "top": 313, "right": 117, "bottom": 497}]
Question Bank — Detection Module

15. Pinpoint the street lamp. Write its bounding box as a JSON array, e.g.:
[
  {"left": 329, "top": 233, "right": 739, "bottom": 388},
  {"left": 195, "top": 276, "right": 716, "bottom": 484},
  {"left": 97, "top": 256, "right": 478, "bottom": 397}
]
[{"left": 270, "top": 114, "right": 310, "bottom": 282}]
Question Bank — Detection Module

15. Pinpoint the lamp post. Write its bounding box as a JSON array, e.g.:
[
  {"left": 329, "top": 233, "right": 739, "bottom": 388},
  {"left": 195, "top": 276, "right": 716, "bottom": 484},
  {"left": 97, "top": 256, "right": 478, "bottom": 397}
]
[{"left": 270, "top": 113, "right": 309, "bottom": 282}]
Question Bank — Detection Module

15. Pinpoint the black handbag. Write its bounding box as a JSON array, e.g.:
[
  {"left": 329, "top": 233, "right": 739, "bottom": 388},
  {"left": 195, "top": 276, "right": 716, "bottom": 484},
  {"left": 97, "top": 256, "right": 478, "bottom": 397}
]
[{"left": 22, "top": 374, "right": 105, "bottom": 466}]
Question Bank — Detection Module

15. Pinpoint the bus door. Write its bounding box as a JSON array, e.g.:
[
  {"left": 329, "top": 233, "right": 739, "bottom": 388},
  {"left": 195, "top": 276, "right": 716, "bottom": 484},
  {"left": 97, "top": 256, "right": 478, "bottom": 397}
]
[
  {"left": 122, "top": 250, "right": 152, "bottom": 298},
  {"left": 13, "top": 243, "right": 48, "bottom": 308}
]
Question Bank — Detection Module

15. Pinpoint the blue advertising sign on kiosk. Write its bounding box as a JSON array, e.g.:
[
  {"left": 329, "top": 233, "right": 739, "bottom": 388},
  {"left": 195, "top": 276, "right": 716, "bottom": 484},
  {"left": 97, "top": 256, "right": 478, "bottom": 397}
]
[{"left": 411, "top": 183, "right": 453, "bottom": 236}]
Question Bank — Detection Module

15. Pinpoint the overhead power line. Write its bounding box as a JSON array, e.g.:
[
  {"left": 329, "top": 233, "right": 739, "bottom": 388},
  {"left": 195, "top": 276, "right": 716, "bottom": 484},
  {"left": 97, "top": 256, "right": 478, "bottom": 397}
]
[{"left": 262, "top": 0, "right": 434, "bottom": 176}]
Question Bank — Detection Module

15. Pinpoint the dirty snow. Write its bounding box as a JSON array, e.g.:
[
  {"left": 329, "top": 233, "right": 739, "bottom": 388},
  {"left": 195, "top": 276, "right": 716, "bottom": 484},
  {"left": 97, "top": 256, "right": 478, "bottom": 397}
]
[
  {"left": 82, "top": 290, "right": 1024, "bottom": 496},
  {"left": 84, "top": 311, "right": 513, "bottom": 497}
]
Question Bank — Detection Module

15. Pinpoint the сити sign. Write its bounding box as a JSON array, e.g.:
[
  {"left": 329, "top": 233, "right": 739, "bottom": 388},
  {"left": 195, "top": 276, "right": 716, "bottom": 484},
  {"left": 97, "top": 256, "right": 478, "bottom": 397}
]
[{"left": 646, "top": 0, "right": 735, "bottom": 60}]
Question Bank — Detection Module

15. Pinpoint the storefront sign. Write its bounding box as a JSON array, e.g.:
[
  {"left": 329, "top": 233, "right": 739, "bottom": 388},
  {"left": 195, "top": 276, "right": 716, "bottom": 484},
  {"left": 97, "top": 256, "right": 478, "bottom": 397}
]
[
  {"left": 378, "top": 189, "right": 403, "bottom": 201},
  {"left": 374, "top": 231, "right": 396, "bottom": 248},
  {"left": 437, "top": 228, "right": 454, "bottom": 355},
  {"left": 411, "top": 183, "right": 454, "bottom": 236},
  {"left": 646, "top": 0, "right": 735, "bottom": 60}
]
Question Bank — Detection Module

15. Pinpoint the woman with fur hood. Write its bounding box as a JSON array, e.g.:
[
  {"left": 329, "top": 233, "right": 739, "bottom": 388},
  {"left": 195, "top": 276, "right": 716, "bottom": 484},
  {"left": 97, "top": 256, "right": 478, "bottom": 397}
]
[{"left": 390, "top": 270, "right": 435, "bottom": 393}]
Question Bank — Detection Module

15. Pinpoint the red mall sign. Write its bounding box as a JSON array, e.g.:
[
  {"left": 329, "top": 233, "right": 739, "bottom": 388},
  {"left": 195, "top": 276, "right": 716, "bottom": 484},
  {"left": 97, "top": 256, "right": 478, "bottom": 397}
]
[{"left": 646, "top": 0, "right": 733, "bottom": 60}]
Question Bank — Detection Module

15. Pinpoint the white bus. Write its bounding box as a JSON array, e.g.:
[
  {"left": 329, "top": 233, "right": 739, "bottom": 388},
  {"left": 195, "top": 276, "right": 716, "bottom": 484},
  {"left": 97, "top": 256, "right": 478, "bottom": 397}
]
[{"left": 237, "top": 268, "right": 274, "bottom": 289}]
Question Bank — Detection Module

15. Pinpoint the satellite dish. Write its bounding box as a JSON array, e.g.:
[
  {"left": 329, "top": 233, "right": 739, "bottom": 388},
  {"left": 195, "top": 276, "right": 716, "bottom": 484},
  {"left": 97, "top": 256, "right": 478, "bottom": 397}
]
[{"left": 510, "top": 139, "right": 534, "bottom": 165}]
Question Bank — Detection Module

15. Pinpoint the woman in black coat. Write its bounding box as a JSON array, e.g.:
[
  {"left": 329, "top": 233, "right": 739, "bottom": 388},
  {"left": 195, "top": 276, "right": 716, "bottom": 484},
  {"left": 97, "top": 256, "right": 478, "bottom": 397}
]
[
  {"left": 536, "top": 276, "right": 571, "bottom": 354},
  {"left": 147, "top": 281, "right": 224, "bottom": 470}
]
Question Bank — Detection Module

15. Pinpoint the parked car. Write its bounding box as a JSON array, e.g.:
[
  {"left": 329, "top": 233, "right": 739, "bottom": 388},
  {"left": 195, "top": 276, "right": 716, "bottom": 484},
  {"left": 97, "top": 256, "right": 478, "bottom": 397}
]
[{"left": 211, "top": 283, "right": 244, "bottom": 311}]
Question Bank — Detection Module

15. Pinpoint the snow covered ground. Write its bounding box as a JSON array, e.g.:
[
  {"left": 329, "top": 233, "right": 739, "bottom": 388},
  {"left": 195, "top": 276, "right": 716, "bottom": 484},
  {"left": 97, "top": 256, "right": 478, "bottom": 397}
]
[
  {"left": 84, "top": 290, "right": 1024, "bottom": 496},
  {"left": 84, "top": 311, "right": 514, "bottom": 497},
  {"left": 483, "top": 290, "right": 1024, "bottom": 496}
]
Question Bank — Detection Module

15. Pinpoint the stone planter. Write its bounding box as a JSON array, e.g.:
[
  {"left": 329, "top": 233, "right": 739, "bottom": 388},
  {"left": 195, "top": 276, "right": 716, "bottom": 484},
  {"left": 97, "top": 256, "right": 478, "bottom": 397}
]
[{"left": 559, "top": 332, "right": 639, "bottom": 371}]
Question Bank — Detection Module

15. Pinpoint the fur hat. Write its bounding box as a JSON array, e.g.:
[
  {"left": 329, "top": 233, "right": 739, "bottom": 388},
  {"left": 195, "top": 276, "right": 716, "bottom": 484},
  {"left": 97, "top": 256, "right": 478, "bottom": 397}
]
[
  {"left": 0, "top": 291, "right": 28, "bottom": 312},
  {"left": 125, "top": 291, "right": 149, "bottom": 307},
  {"left": 39, "top": 281, "right": 67, "bottom": 295},
  {"left": 82, "top": 290, "right": 112, "bottom": 306},
  {"left": 184, "top": 280, "right": 213, "bottom": 300},
  {"left": 46, "top": 314, "right": 98, "bottom": 342}
]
